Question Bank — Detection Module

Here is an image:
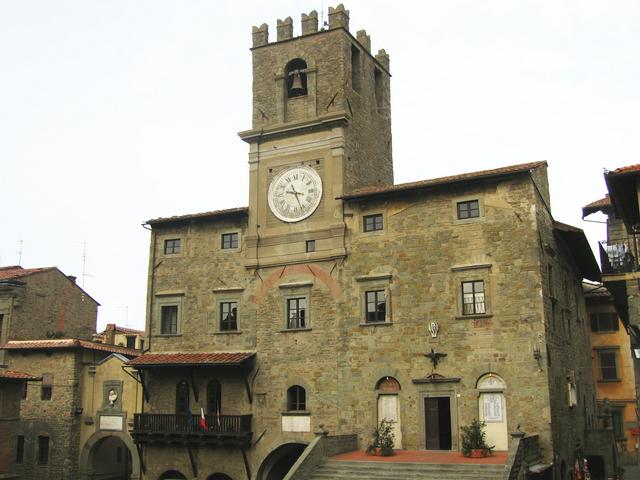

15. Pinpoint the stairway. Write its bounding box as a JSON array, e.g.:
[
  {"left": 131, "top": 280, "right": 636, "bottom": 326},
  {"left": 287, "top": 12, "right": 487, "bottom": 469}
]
[{"left": 307, "top": 459, "right": 505, "bottom": 480}]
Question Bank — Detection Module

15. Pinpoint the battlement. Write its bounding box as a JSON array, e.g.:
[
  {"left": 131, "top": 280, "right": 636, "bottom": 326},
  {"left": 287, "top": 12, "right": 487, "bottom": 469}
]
[{"left": 252, "top": 4, "right": 358, "bottom": 48}]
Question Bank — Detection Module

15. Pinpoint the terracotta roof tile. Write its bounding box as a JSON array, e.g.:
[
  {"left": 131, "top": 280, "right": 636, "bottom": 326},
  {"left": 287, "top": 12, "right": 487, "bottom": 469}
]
[
  {"left": 0, "top": 266, "right": 55, "bottom": 281},
  {"left": 583, "top": 195, "right": 610, "bottom": 209},
  {"left": 3, "top": 339, "right": 140, "bottom": 357},
  {"left": 127, "top": 351, "right": 255, "bottom": 367},
  {"left": 146, "top": 207, "right": 248, "bottom": 226},
  {"left": 102, "top": 324, "right": 145, "bottom": 335},
  {"left": 611, "top": 164, "right": 640, "bottom": 175},
  {"left": 0, "top": 369, "right": 41, "bottom": 381},
  {"left": 339, "top": 161, "right": 547, "bottom": 200}
]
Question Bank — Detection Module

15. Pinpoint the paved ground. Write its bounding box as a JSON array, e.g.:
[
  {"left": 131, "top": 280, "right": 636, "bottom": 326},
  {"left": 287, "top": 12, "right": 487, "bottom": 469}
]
[{"left": 332, "top": 449, "right": 508, "bottom": 465}]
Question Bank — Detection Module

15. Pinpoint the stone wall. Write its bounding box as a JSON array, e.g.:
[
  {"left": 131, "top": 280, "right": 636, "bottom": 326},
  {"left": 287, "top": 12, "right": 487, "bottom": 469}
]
[{"left": 0, "top": 381, "right": 23, "bottom": 476}]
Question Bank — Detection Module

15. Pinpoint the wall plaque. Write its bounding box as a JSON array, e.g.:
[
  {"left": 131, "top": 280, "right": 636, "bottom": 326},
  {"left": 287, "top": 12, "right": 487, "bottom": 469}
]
[
  {"left": 482, "top": 393, "right": 503, "bottom": 422},
  {"left": 99, "top": 415, "right": 124, "bottom": 431}
]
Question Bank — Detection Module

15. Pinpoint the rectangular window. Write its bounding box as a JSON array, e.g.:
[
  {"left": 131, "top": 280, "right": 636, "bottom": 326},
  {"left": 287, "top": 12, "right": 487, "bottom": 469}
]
[
  {"left": 599, "top": 350, "right": 619, "bottom": 381},
  {"left": 126, "top": 336, "right": 136, "bottom": 349},
  {"left": 612, "top": 408, "right": 625, "bottom": 438},
  {"left": 37, "top": 436, "right": 49, "bottom": 465},
  {"left": 164, "top": 239, "right": 181, "bottom": 255},
  {"left": 462, "top": 281, "right": 486, "bottom": 315},
  {"left": 590, "top": 312, "right": 619, "bottom": 333},
  {"left": 22, "top": 381, "right": 28, "bottom": 400},
  {"left": 221, "top": 232, "right": 239, "bottom": 249},
  {"left": 16, "top": 435, "right": 25, "bottom": 464},
  {"left": 286, "top": 298, "right": 307, "bottom": 329},
  {"left": 365, "top": 290, "right": 386, "bottom": 323},
  {"left": 41, "top": 374, "right": 53, "bottom": 401},
  {"left": 160, "top": 305, "right": 178, "bottom": 334},
  {"left": 220, "top": 301, "right": 238, "bottom": 331},
  {"left": 306, "top": 240, "right": 316, "bottom": 253},
  {"left": 457, "top": 200, "right": 479, "bottom": 219},
  {"left": 363, "top": 213, "right": 383, "bottom": 232}
]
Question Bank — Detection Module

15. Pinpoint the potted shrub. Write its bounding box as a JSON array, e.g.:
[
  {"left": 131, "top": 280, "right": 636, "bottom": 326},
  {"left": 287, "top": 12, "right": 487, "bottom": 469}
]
[
  {"left": 460, "top": 419, "right": 492, "bottom": 457},
  {"left": 377, "top": 419, "right": 396, "bottom": 456}
]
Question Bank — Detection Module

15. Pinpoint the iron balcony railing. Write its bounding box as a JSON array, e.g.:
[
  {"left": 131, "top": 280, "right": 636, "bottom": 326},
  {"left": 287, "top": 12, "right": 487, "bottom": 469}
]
[
  {"left": 599, "top": 239, "right": 639, "bottom": 274},
  {"left": 132, "top": 413, "right": 252, "bottom": 447}
]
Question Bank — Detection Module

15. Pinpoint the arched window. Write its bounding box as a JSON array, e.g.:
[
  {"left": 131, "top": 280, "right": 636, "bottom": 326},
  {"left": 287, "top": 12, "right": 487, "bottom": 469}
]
[
  {"left": 207, "top": 380, "right": 222, "bottom": 415},
  {"left": 158, "top": 470, "right": 187, "bottom": 480},
  {"left": 285, "top": 59, "right": 308, "bottom": 98},
  {"left": 175, "top": 380, "right": 190, "bottom": 415},
  {"left": 287, "top": 385, "right": 306, "bottom": 411}
]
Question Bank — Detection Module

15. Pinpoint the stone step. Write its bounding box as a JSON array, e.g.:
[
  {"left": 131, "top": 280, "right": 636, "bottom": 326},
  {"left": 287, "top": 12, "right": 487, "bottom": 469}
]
[{"left": 307, "top": 460, "right": 505, "bottom": 480}]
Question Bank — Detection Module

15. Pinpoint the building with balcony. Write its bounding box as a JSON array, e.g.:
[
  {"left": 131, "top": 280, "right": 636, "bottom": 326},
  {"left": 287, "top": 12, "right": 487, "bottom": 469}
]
[{"left": 129, "top": 5, "right": 611, "bottom": 480}]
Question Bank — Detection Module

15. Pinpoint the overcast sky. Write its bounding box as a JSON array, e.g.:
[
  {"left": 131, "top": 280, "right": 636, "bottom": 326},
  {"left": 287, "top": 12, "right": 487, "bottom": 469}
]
[{"left": 1, "top": 1, "right": 639, "bottom": 332}]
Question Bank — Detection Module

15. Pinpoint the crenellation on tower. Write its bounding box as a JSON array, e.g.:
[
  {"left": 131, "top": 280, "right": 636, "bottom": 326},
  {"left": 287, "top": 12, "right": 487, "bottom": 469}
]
[
  {"left": 301, "top": 11, "right": 318, "bottom": 35},
  {"left": 276, "top": 17, "right": 293, "bottom": 41},
  {"left": 328, "top": 4, "right": 350, "bottom": 30},
  {"left": 356, "top": 30, "right": 370, "bottom": 52},
  {"left": 251, "top": 23, "right": 269, "bottom": 47},
  {"left": 375, "top": 49, "right": 390, "bottom": 70}
]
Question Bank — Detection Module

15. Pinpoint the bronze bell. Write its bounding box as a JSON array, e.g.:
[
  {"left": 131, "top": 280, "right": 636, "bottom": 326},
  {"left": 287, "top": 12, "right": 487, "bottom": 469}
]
[{"left": 289, "top": 69, "right": 305, "bottom": 95}]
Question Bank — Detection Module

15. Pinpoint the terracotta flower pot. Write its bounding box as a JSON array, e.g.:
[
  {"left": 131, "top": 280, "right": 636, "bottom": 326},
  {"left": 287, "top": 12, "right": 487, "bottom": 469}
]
[{"left": 470, "top": 448, "right": 488, "bottom": 458}]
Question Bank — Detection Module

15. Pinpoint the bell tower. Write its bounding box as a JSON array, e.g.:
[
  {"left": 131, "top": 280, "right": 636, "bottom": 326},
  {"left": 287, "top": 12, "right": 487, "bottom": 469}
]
[{"left": 239, "top": 4, "right": 392, "bottom": 268}]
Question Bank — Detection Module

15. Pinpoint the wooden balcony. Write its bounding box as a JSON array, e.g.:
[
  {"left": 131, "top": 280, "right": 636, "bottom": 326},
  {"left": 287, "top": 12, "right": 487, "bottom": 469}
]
[{"left": 132, "top": 413, "right": 252, "bottom": 448}]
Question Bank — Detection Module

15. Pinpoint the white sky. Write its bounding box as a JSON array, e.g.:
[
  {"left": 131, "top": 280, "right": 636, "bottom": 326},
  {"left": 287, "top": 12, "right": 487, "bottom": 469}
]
[{"left": 1, "top": 1, "right": 639, "bottom": 332}]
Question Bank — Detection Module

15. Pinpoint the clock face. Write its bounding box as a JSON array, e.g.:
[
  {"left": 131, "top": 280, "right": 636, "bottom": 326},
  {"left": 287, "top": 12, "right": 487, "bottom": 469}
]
[{"left": 268, "top": 166, "right": 323, "bottom": 222}]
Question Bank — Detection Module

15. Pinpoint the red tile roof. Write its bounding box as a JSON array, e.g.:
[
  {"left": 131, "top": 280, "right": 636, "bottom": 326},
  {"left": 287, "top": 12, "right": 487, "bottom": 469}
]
[
  {"left": 146, "top": 207, "right": 248, "bottom": 226},
  {"left": 339, "top": 161, "right": 548, "bottom": 200},
  {"left": 611, "top": 164, "right": 640, "bottom": 175},
  {"left": 128, "top": 351, "right": 255, "bottom": 367},
  {"left": 0, "top": 369, "right": 41, "bottom": 381},
  {"left": 3, "top": 339, "right": 140, "bottom": 357},
  {"left": 583, "top": 195, "right": 610, "bottom": 209},
  {"left": 0, "top": 266, "right": 55, "bottom": 281},
  {"left": 102, "top": 324, "right": 145, "bottom": 335}
]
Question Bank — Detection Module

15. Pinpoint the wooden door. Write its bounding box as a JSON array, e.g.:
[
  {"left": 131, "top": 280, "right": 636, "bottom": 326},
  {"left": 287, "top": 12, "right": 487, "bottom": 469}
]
[{"left": 425, "top": 397, "right": 440, "bottom": 449}]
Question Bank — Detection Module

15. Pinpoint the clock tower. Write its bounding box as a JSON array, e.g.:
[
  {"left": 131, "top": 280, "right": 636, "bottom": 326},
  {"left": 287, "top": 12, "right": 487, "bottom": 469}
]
[{"left": 238, "top": 5, "right": 392, "bottom": 268}]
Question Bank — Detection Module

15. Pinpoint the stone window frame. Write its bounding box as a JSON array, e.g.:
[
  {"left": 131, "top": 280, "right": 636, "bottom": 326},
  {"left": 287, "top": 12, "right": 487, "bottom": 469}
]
[
  {"left": 219, "top": 301, "right": 239, "bottom": 332},
  {"left": 41, "top": 373, "right": 53, "bottom": 401},
  {"left": 451, "top": 263, "right": 492, "bottom": 319},
  {"left": 279, "top": 282, "right": 313, "bottom": 332},
  {"left": 452, "top": 195, "right": 484, "bottom": 225},
  {"left": 155, "top": 294, "right": 184, "bottom": 336},
  {"left": 281, "top": 378, "right": 312, "bottom": 415},
  {"left": 362, "top": 212, "right": 384, "bottom": 233},
  {"left": 36, "top": 434, "right": 50, "bottom": 465},
  {"left": 286, "top": 385, "right": 307, "bottom": 412},
  {"left": 158, "top": 233, "right": 186, "bottom": 258},
  {"left": 595, "top": 347, "right": 620, "bottom": 382},
  {"left": 220, "top": 231, "right": 241, "bottom": 252},
  {"left": 163, "top": 238, "right": 182, "bottom": 256},
  {"left": 356, "top": 274, "right": 393, "bottom": 326},
  {"left": 212, "top": 287, "right": 244, "bottom": 335}
]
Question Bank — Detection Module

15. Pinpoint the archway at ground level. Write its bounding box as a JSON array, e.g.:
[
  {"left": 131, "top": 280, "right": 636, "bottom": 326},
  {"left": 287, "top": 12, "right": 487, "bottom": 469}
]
[
  {"left": 586, "top": 455, "right": 605, "bottom": 480},
  {"left": 158, "top": 471, "right": 187, "bottom": 480},
  {"left": 206, "top": 474, "right": 233, "bottom": 480},
  {"left": 257, "top": 443, "right": 307, "bottom": 480},
  {"left": 79, "top": 431, "right": 141, "bottom": 480}
]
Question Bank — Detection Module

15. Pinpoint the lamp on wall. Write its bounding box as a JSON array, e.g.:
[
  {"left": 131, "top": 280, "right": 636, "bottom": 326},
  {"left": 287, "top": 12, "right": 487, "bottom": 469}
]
[{"left": 533, "top": 345, "right": 543, "bottom": 370}]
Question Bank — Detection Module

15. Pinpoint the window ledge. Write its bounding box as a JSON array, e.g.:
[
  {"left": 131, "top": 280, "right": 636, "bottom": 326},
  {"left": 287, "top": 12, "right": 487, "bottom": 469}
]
[
  {"left": 214, "top": 331, "right": 242, "bottom": 335},
  {"left": 456, "top": 314, "right": 493, "bottom": 320},
  {"left": 156, "top": 333, "right": 183, "bottom": 337},
  {"left": 281, "top": 411, "right": 311, "bottom": 416},
  {"left": 280, "top": 328, "right": 312, "bottom": 333},
  {"left": 360, "top": 321, "right": 392, "bottom": 327},
  {"left": 356, "top": 273, "right": 392, "bottom": 282},
  {"left": 212, "top": 287, "right": 244, "bottom": 293}
]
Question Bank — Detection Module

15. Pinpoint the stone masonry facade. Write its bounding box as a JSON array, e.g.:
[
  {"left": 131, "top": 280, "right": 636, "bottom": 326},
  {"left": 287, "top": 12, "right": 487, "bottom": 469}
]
[{"left": 136, "top": 5, "right": 601, "bottom": 480}]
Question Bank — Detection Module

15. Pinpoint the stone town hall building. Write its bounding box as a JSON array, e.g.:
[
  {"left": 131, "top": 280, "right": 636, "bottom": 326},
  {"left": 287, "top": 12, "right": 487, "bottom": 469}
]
[{"left": 129, "top": 5, "right": 603, "bottom": 480}]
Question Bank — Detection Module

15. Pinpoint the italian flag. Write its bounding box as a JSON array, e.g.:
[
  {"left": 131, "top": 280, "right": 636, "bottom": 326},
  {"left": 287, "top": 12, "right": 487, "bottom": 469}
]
[{"left": 200, "top": 407, "right": 207, "bottom": 430}]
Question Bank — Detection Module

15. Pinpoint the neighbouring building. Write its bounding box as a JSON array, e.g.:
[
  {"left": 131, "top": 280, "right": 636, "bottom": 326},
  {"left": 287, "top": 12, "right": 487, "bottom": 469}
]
[
  {"left": 3, "top": 339, "right": 141, "bottom": 480},
  {"left": 0, "top": 369, "right": 40, "bottom": 479},
  {"left": 94, "top": 323, "right": 146, "bottom": 350},
  {"left": 129, "top": 5, "right": 607, "bottom": 480},
  {"left": 0, "top": 265, "right": 98, "bottom": 366}
]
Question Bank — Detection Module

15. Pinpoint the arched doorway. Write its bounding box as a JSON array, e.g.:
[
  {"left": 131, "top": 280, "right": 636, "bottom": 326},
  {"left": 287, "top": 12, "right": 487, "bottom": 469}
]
[
  {"left": 79, "top": 431, "right": 140, "bottom": 480},
  {"left": 158, "top": 471, "right": 187, "bottom": 480},
  {"left": 257, "top": 443, "right": 307, "bottom": 480},
  {"left": 477, "top": 373, "right": 508, "bottom": 450},
  {"left": 376, "top": 376, "right": 402, "bottom": 448}
]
